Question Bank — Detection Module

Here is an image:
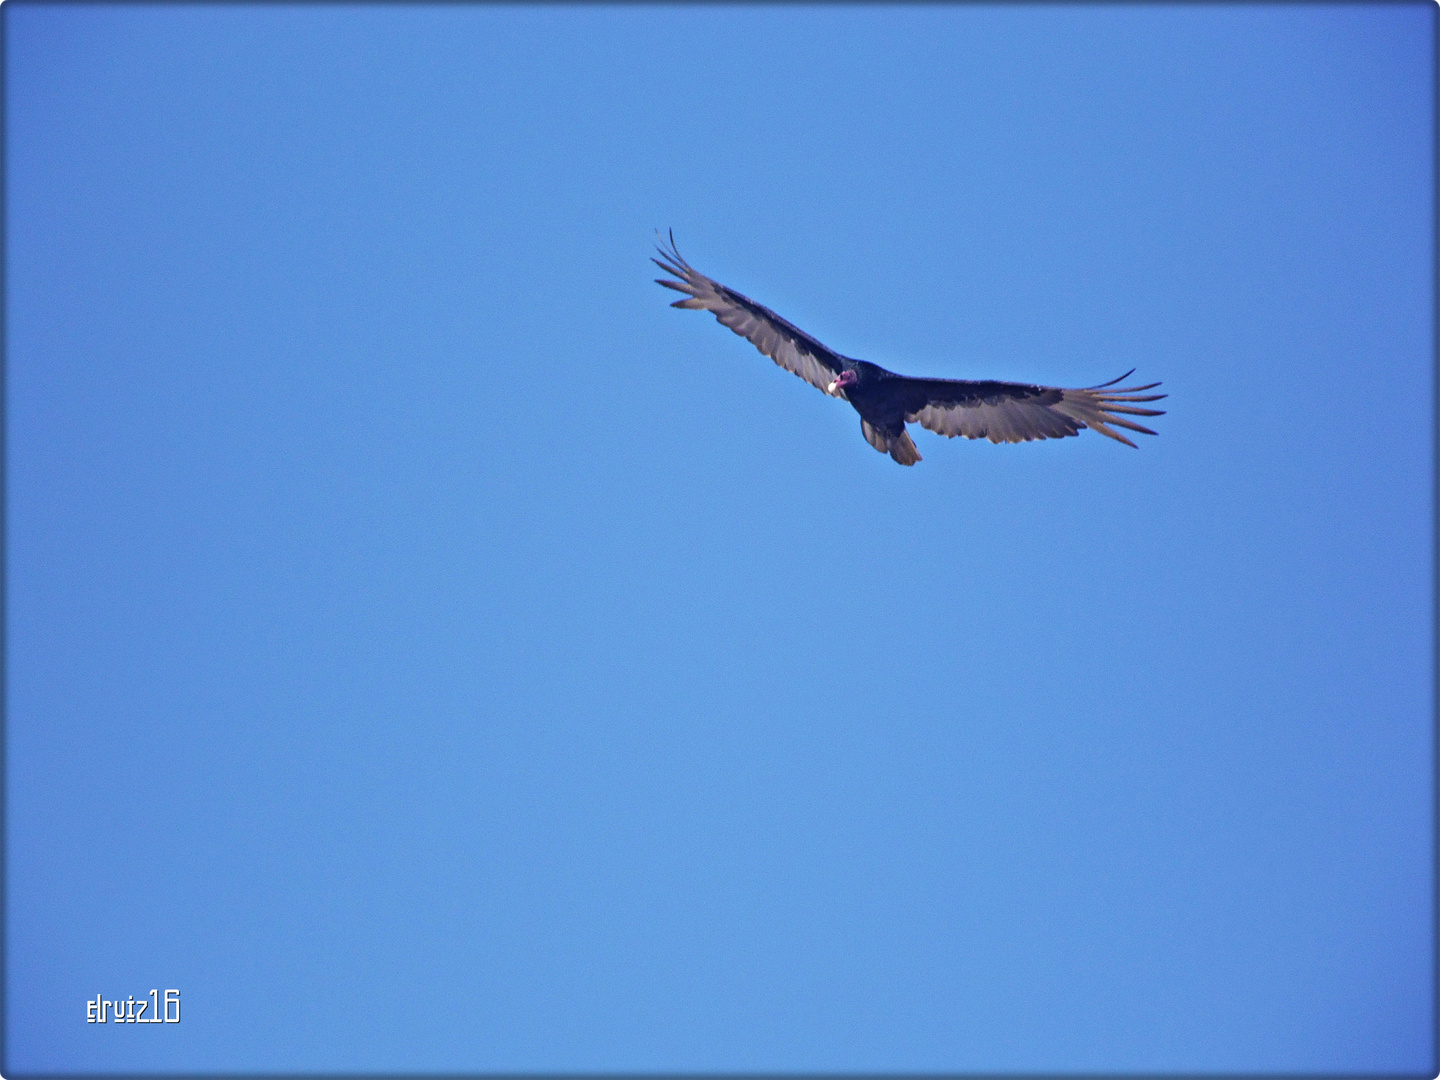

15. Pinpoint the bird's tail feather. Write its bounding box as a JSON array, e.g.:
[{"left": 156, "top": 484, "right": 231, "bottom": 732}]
[
  {"left": 861, "top": 419, "right": 921, "bottom": 465},
  {"left": 889, "top": 430, "right": 921, "bottom": 466}
]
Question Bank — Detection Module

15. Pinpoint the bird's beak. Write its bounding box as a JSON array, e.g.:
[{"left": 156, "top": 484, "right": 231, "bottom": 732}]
[{"left": 827, "top": 379, "right": 842, "bottom": 396}]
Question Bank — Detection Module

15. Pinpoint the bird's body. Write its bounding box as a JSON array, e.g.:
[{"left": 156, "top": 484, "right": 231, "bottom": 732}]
[{"left": 653, "top": 233, "right": 1165, "bottom": 465}]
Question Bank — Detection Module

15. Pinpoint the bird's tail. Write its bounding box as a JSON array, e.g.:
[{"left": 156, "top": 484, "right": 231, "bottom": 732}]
[
  {"left": 862, "top": 419, "right": 921, "bottom": 466},
  {"left": 889, "top": 430, "right": 921, "bottom": 466}
]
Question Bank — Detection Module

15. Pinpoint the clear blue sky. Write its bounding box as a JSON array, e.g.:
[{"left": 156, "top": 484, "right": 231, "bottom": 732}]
[{"left": 5, "top": 3, "right": 1433, "bottom": 1075}]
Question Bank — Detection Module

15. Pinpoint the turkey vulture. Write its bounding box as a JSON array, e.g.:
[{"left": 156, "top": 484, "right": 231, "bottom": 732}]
[{"left": 653, "top": 233, "right": 1165, "bottom": 465}]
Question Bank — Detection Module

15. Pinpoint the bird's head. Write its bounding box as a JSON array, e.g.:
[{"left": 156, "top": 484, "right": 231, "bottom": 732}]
[{"left": 826, "top": 369, "right": 859, "bottom": 397}]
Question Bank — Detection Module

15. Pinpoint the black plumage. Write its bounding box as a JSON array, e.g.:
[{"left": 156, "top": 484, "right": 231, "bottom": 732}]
[{"left": 653, "top": 233, "right": 1165, "bottom": 466}]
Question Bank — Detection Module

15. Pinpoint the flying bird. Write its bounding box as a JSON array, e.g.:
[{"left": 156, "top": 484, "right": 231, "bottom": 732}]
[{"left": 653, "top": 233, "right": 1165, "bottom": 466}]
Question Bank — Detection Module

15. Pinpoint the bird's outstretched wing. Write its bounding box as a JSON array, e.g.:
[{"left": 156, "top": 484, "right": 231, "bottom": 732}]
[
  {"left": 898, "top": 372, "right": 1166, "bottom": 448},
  {"left": 653, "top": 231, "right": 844, "bottom": 396}
]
